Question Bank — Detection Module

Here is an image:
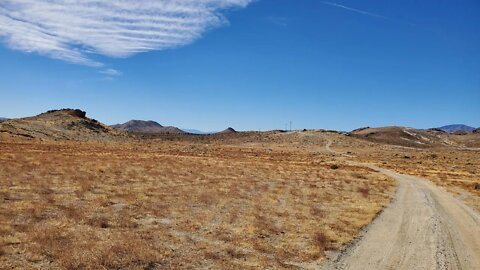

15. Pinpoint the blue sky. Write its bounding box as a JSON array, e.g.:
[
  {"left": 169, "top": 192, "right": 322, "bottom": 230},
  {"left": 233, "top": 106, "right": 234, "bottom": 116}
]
[{"left": 0, "top": 0, "right": 479, "bottom": 131}]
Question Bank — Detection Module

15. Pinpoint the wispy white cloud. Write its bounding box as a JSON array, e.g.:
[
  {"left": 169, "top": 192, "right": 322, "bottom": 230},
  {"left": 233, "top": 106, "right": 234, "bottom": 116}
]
[
  {"left": 266, "top": 16, "right": 288, "bottom": 27},
  {"left": 100, "top": 68, "right": 122, "bottom": 76},
  {"left": 320, "top": 1, "right": 386, "bottom": 19},
  {"left": 0, "top": 0, "right": 253, "bottom": 67}
]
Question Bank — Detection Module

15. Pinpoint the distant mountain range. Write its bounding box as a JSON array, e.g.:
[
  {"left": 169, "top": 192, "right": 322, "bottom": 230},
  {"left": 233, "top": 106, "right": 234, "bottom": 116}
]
[
  {"left": 111, "top": 120, "right": 186, "bottom": 134},
  {"left": 181, "top": 127, "right": 237, "bottom": 135},
  {"left": 111, "top": 120, "right": 239, "bottom": 135},
  {"left": 436, "top": 124, "right": 476, "bottom": 134},
  {"left": 1, "top": 109, "right": 477, "bottom": 144},
  {"left": 0, "top": 110, "right": 240, "bottom": 140},
  {"left": 0, "top": 117, "right": 8, "bottom": 121},
  {"left": 181, "top": 128, "right": 213, "bottom": 135}
]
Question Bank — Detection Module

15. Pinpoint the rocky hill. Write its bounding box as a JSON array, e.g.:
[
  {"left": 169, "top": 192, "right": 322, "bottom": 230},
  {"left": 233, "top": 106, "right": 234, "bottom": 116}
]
[
  {"left": 0, "top": 109, "right": 124, "bottom": 141},
  {"left": 112, "top": 120, "right": 186, "bottom": 134},
  {"left": 350, "top": 126, "right": 452, "bottom": 148},
  {"left": 350, "top": 126, "right": 480, "bottom": 148},
  {"left": 218, "top": 127, "right": 237, "bottom": 134}
]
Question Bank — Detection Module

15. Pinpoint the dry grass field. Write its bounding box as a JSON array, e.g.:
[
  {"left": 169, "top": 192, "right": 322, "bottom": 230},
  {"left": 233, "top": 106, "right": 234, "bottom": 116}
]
[{"left": 0, "top": 135, "right": 394, "bottom": 269}]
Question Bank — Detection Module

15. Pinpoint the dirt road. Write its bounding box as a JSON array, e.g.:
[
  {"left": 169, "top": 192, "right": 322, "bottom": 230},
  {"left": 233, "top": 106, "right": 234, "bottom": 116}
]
[{"left": 321, "top": 166, "right": 480, "bottom": 270}]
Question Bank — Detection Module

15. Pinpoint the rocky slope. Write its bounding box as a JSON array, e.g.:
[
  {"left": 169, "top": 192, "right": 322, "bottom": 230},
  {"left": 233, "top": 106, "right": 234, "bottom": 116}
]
[
  {"left": 0, "top": 109, "right": 124, "bottom": 141},
  {"left": 350, "top": 126, "right": 480, "bottom": 148}
]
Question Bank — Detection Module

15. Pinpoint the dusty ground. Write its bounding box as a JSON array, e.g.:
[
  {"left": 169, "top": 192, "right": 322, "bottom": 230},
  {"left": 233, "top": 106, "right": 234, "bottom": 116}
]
[{"left": 0, "top": 135, "right": 394, "bottom": 269}]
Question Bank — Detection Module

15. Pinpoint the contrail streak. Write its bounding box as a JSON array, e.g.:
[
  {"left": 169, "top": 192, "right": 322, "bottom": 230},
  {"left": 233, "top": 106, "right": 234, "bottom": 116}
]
[{"left": 320, "top": 1, "right": 387, "bottom": 19}]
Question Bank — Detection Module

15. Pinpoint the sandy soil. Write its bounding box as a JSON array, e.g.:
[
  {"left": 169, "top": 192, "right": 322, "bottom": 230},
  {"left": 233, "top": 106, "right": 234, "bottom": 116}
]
[{"left": 321, "top": 166, "right": 480, "bottom": 270}]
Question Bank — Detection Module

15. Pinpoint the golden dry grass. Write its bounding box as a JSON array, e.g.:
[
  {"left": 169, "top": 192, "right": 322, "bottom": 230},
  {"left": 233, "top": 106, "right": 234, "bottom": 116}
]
[{"left": 0, "top": 136, "right": 394, "bottom": 269}]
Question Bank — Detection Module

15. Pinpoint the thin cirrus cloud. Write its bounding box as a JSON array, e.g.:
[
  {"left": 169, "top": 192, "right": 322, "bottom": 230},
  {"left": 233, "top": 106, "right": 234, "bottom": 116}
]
[
  {"left": 320, "top": 1, "right": 387, "bottom": 19},
  {"left": 0, "top": 0, "right": 253, "bottom": 69},
  {"left": 100, "top": 68, "right": 122, "bottom": 76}
]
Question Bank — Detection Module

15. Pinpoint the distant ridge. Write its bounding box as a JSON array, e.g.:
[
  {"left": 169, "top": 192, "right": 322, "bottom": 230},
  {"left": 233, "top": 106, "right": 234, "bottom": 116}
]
[
  {"left": 427, "top": 128, "right": 447, "bottom": 133},
  {"left": 0, "top": 117, "right": 8, "bottom": 121},
  {"left": 181, "top": 128, "right": 213, "bottom": 135},
  {"left": 112, "top": 120, "right": 186, "bottom": 134},
  {"left": 436, "top": 124, "right": 475, "bottom": 134},
  {"left": 351, "top": 127, "right": 370, "bottom": 133}
]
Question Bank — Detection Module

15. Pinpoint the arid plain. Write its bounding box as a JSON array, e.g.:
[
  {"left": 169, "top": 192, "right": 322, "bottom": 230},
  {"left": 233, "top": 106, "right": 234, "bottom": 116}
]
[{"left": 0, "top": 110, "right": 479, "bottom": 269}]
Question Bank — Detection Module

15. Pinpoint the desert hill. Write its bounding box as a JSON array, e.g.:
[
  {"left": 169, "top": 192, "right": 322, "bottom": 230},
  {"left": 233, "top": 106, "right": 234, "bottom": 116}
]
[
  {"left": 112, "top": 120, "right": 186, "bottom": 134},
  {"left": 0, "top": 109, "right": 124, "bottom": 141},
  {"left": 350, "top": 126, "right": 443, "bottom": 147},
  {"left": 218, "top": 127, "right": 237, "bottom": 134},
  {"left": 350, "top": 126, "right": 480, "bottom": 148}
]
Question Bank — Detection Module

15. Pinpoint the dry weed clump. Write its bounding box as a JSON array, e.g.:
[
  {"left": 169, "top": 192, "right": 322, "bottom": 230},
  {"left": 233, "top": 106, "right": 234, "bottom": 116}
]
[
  {"left": 330, "top": 164, "right": 339, "bottom": 170},
  {"left": 313, "top": 232, "right": 330, "bottom": 252},
  {"left": 357, "top": 187, "right": 370, "bottom": 198},
  {"left": 29, "top": 223, "right": 72, "bottom": 259}
]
